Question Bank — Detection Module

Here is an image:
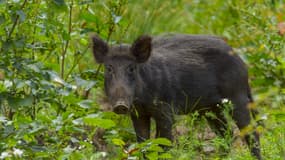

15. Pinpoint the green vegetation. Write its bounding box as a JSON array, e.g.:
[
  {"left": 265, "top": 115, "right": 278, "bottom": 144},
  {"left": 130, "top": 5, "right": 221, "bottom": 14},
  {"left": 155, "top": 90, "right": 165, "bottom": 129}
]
[{"left": 0, "top": 0, "right": 284, "bottom": 159}]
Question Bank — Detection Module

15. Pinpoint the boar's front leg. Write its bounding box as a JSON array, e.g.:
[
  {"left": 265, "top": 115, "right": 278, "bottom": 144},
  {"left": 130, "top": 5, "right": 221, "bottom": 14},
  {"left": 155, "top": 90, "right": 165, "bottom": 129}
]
[
  {"left": 153, "top": 109, "right": 174, "bottom": 141},
  {"left": 131, "top": 114, "right": 151, "bottom": 142}
]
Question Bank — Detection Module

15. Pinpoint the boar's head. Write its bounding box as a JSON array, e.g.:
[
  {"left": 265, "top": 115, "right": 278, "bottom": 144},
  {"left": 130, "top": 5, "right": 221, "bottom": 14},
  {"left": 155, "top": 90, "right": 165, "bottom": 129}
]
[{"left": 91, "top": 35, "right": 151, "bottom": 114}]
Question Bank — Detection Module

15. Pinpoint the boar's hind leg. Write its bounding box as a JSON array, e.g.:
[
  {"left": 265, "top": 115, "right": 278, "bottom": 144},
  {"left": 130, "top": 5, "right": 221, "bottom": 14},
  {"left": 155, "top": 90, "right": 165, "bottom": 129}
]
[
  {"left": 206, "top": 105, "right": 233, "bottom": 137},
  {"left": 205, "top": 105, "right": 233, "bottom": 155},
  {"left": 231, "top": 95, "right": 261, "bottom": 160},
  {"left": 131, "top": 114, "right": 151, "bottom": 142}
]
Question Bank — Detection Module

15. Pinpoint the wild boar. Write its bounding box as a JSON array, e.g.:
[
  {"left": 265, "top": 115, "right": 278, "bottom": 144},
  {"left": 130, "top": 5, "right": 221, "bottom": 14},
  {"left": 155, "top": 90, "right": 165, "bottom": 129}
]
[{"left": 91, "top": 34, "right": 261, "bottom": 159}]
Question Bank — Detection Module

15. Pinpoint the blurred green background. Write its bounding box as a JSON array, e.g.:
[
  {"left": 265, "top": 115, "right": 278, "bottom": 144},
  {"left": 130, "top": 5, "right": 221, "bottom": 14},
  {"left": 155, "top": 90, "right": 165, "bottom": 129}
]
[{"left": 0, "top": 0, "right": 284, "bottom": 159}]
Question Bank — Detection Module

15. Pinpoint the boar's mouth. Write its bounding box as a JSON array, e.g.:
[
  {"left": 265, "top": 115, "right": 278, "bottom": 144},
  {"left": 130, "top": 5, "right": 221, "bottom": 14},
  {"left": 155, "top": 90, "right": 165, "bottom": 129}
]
[{"left": 113, "top": 100, "right": 130, "bottom": 114}]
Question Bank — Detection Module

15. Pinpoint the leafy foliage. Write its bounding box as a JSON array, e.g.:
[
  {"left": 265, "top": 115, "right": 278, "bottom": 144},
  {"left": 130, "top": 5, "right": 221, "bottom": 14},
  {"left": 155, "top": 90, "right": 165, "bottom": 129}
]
[{"left": 0, "top": 0, "right": 284, "bottom": 159}]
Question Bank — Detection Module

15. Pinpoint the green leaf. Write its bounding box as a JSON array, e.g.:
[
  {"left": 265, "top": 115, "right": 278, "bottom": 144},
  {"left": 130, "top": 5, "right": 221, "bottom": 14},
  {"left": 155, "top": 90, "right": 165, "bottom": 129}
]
[
  {"left": 47, "top": 71, "right": 67, "bottom": 87},
  {"left": 63, "top": 94, "right": 80, "bottom": 104},
  {"left": 83, "top": 115, "right": 115, "bottom": 129},
  {"left": 146, "top": 152, "right": 158, "bottom": 160},
  {"left": 112, "top": 138, "right": 125, "bottom": 147},
  {"left": 31, "top": 146, "right": 48, "bottom": 152},
  {"left": 0, "top": 14, "right": 5, "bottom": 24},
  {"left": 150, "top": 138, "right": 172, "bottom": 146},
  {"left": 90, "top": 152, "right": 108, "bottom": 160},
  {"left": 79, "top": 38, "right": 88, "bottom": 46},
  {"left": 77, "top": 99, "right": 93, "bottom": 109},
  {"left": 29, "top": 126, "right": 45, "bottom": 134},
  {"left": 62, "top": 30, "right": 70, "bottom": 40},
  {"left": 53, "top": 0, "right": 66, "bottom": 6},
  {"left": 7, "top": 95, "right": 34, "bottom": 109},
  {"left": 27, "top": 63, "right": 41, "bottom": 73},
  {"left": 80, "top": 12, "right": 98, "bottom": 23},
  {"left": 273, "top": 113, "right": 285, "bottom": 121},
  {"left": 74, "top": 76, "right": 96, "bottom": 91},
  {"left": 16, "top": 10, "right": 26, "bottom": 22},
  {"left": 51, "top": 0, "right": 68, "bottom": 12},
  {"left": 147, "top": 145, "right": 163, "bottom": 152},
  {"left": 159, "top": 153, "right": 172, "bottom": 159},
  {"left": 112, "top": 14, "right": 122, "bottom": 24}
]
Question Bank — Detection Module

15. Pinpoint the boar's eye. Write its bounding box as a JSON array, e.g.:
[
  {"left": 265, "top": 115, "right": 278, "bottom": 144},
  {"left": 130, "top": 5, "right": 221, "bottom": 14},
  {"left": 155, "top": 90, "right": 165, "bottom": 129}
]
[
  {"left": 127, "top": 64, "right": 136, "bottom": 74},
  {"left": 105, "top": 65, "right": 113, "bottom": 74}
]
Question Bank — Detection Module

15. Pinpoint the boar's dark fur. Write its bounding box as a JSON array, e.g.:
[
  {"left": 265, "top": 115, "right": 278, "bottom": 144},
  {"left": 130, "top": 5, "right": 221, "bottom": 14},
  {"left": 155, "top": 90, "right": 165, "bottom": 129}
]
[{"left": 91, "top": 34, "right": 261, "bottom": 159}]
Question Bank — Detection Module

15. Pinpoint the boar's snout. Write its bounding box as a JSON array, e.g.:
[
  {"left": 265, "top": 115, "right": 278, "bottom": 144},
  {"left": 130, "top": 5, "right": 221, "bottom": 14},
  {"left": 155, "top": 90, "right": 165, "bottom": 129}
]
[{"left": 113, "top": 100, "right": 130, "bottom": 114}]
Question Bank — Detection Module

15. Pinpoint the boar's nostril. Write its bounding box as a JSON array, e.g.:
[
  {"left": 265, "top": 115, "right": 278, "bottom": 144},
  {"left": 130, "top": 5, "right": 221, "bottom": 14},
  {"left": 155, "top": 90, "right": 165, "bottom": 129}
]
[
  {"left": 113, "top": 101, "right": 129, "bottom": 114},
  {"left": 114, "top": 105, "right": 129, "bottom": 114}
]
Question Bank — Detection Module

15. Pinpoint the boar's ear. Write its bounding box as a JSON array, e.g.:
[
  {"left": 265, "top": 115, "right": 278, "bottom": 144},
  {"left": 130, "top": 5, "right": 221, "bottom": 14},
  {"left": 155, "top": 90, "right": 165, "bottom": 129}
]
[
  {"left": 130, "top": 35, "right": 152, "bottom": 63},
  {"left": 91, "top": 35, "right": 108, "bottom": 63}
]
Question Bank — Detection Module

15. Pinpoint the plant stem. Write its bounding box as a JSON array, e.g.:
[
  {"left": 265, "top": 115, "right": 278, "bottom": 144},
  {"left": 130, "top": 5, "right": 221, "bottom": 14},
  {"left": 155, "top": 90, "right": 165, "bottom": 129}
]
[
  {"left": 61, "top": 1, "right": 73, "bottom": 78},
  {"left": 6, "top": 0, "right": 27, "bottom": 41},
  {"left": 64, "top": 46, "right": 89, "bottom": 81}
]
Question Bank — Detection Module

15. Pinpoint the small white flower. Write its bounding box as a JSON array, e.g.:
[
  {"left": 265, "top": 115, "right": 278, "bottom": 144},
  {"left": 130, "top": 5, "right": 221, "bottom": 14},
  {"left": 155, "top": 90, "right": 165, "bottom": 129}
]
[
  {"left": 13, "top": 148, "right": 23, "bottom": 157},
  {"left": 63, "top": 145, "right": 75, "bottom": 153},
  {"left": 78, "top": 145, "right": 85, "bottom": 150},
  {"left": 101, "top": 152, "right": 107, "bottom": 157},
  {"left": 6, "top": 121, "right": 13, "bottom": 125},
  {"left": 0, "top": 152, "right": 11, "bottom": 159},
  {"left": 222, "top": 98, "right": 229, "bottom": 103},
  {"left": 0, "top": 117, "right": 13, "bottom": 126},
  {"left": 71, "top": 85, "right": 77, "bottom": 90},
  {"left": 4, "top": 80, "right": 13, "bottom": 88},
  {"left": 0, "top": 116, "right": 7, "bottom": 123},
  {"left": 261, "top": 114, "right": 268, "bottom": 120}
]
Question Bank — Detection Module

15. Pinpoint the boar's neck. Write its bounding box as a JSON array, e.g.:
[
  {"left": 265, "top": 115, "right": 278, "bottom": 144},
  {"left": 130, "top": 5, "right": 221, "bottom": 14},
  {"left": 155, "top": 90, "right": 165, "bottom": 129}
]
[{"left": 135, "top": 58, "right": 175, "bottom": 105}]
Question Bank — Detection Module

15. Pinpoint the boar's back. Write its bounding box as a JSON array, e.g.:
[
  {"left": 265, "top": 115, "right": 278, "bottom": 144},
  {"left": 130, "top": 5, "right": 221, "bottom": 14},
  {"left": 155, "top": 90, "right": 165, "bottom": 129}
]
[{"left": 137, "top": 34, "right": 248, "bottom": 113}]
